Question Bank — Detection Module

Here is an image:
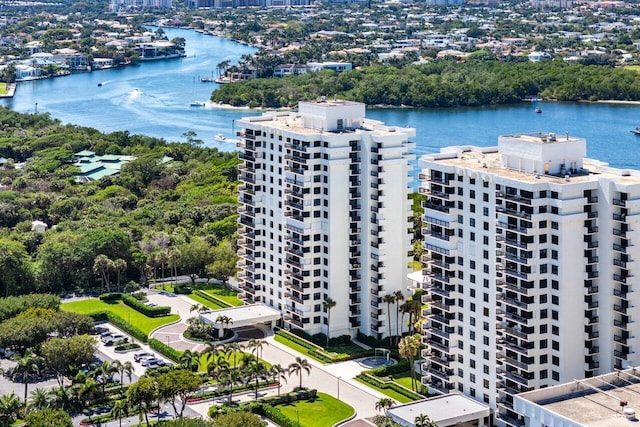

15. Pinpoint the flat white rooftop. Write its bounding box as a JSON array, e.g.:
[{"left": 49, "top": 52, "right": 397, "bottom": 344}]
[
  {"left": 199, "top": 304, "right": 281, "bottom": 329},
  {"left": 387, "top": 393, "right": 490, "bottom": 427},
  {"left": 515, "top": 368, "right": 640, "bottom": 427}
]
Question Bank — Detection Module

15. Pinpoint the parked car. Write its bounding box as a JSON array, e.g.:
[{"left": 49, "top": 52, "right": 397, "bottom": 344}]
[
  {"left": 93, "top": 326, "right": 109, "bottom": 335},
  {"left": 103, "top": 334, "right": 128, "bottom": 346},
  {"left": 141, "top": 358, "right": 161, "bottom": 367},
  {"left": 134, "top": 352, "right": 154, "bottom": 362}
]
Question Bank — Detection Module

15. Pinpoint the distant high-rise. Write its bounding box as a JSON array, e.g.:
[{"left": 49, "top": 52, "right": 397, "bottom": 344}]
[
  {"left": 419, "top": 132, "right": 640, "bottom": 426},
  {"left": 236, "top": 99, "right": 415, "bottom": 339}
]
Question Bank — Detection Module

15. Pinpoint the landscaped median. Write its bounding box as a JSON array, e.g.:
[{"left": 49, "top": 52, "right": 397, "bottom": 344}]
[
  {"left": 355, "top": 360, "right": 426, "bottom": 403},
  {"left": 209, "top": 389, "right": 355, "bottom": 427},
  {"left": 274, "top": 329, "right": 373, "bottom": 363}
]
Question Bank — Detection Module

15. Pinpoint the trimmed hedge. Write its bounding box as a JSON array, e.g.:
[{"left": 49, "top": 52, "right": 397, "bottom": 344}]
[
  {"left": 370, "top": 359, "right": 410, "bottom": 376},
  {"left": 90, "top": 311, "right": 148, "bottom": 343},
  {"left": 209, "top": 389, "right": 318, "bottom": 425},
  {"left": 193, "top": 290, "right": 232, "bottom": 308},
  {"left": 149, "top": 338, "right": 181, "bottom": 362},
  {"left": 356, "top": 372, "right": 423, "bottom": 401},
  {"left": 174, "top": 284, "right": 192, "bottom": 294},
  {"left": 357, "top": 332, "right": 394, "bottom": 349},
  {"left": 122, "top": 294, "right": 171, "bottom": 317},
  {"left": 99, "top": 292, "right": 122, "bottom": 302}
]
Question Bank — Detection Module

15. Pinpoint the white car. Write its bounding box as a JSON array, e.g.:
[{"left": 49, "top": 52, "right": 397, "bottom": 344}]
[
  {"left": 141, "top": 358, "right": 161, "bottom": 367},
  {"left": 134, "top": 352, "right": 154, "bottom": 363}
]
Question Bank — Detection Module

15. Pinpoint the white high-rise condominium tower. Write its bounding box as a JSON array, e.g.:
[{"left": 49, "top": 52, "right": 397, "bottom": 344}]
[
  {"left": 236, "top": 99, "right": 415, "bottom": 339},
  {"left": 419, "top": 132, "right": 640, "bottom": 426}
]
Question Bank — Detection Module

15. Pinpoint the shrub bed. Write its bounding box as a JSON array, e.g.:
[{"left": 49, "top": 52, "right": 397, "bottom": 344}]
[
  {"left": 114, "top": 343, "right": 141, "bottom": 353},
  {"left": 174, "top": 284, "right": 192, "bottom": 294},
  {"left": 122, "top": 294, "right": 171, "bottom": 317},
  {"left": 370, "top": 359, "right": 410, "bottom": 376},
  {"left": 149, "top": 338, "right": 181, "bottom": 362},
  {"left": 357, "top": 332, "right": 394, "bottom": 349},
  {"left": 208, "top": 389, "right": 317, "bottom": 421},
  {"left": 276, "top": 329, "right": 374, "bottom": 363},
  {"left": 90, "top": 311, "right": 148, "bottom": 343},
  {"left": 356, "top": 372, "right": 423, "bottom": 401},
  {"left": 99, "top": 292, "right": 122, "bottom": 302},
  {"left": 193, "top": 290, "right": 232, "bottom": 308}
]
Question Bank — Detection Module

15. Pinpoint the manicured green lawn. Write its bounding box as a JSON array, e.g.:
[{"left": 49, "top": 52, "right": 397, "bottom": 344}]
[
  {"left": 275, "top": 392, "right": 354, "bottom": 427},
  {"left": 202, "top": 288, "right": 243, "bottom": 306},
  {"left": 61, "top": 299, "right": 179, "bottom": 335},
  {"left": 0, "top": 83, "right": 8, "bottom": 95},
  {"left": 326, "top": 343, "right": 366, "bottom": 356},
  {"left": 274, "top": 334, "right": 325, "bottom": 363},
  {"left": 392, "top": 370, "right": 416, "bottom": 390},
  {"left": 186, "top": 291, "right": 228, "bottom": 310},
  {"left": 353, "top": 377, "right": 414, "bottom": 403}
]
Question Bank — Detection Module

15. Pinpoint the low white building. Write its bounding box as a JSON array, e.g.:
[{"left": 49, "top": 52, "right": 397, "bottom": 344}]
[{"left": 387, "top": 394, "right": 491, "bottom": 427}]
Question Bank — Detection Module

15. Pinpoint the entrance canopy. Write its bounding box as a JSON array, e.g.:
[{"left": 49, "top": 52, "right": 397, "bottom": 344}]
[{"left": 199, "top": 304, "right": 281, "bottom": 329}]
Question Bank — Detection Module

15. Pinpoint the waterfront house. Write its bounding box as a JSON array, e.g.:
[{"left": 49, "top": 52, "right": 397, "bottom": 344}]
[
  {"left": 135, "top": 40, "right": 185, "bottom": 60},
  {"left": 273, "top": 63, "right": 308, "bottom": 77}
]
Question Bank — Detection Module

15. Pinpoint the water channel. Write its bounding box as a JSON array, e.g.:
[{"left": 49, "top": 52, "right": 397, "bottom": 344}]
[{"left": 2, "top": 26, "right": 640, "bottom": 169}]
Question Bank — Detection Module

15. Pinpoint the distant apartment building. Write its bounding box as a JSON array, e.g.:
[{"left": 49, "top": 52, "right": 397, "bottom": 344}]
[
  {"left": 418, "top": 132, "right": 640, "bottom": 426},
  {"left": 109, "top": 0, "right": 172, "bottom": 11},
  {"left": 235, "top": 99, "right": 415, "bottom": 339},
  {"left": 187, "top": 0, "right": 311, "bottom": 8}
]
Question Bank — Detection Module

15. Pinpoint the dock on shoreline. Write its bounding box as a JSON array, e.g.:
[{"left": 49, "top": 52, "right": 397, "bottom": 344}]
[{"left": 0, "top": 83, "right": 16, "bottom": 98}]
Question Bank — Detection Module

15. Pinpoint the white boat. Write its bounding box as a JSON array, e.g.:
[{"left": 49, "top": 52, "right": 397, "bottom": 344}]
[
  {"left": 215, "top": 133, "right": 227, "bottom": 142},
  {"left": 190, "top": 101, "right": 206, "bottom": 107}
]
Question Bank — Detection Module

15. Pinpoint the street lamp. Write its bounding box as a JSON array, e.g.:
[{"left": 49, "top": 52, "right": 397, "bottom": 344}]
[
  {"left": 166, "top": 335, "right": 170, "bottom": 346},
  {"left": 296, "top": 408, "right": 300, "bottom": 427},
  {"left": 337, "top": 376, "right": 341, "bottom": 400}
]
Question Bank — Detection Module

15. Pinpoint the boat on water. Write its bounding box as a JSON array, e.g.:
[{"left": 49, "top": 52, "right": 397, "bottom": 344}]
[
  {"left": 97, "top": 82, "right": 103, "bottom": 87},
  {"left": 215, "top": 133, "right": 227, "bottom": 142},
  {"left": 214, "top": 77, "right": 232, "bottom": 84},
  {"left": 535, "top": 108, "right": 542, "bottom": 114},
  {"left": 190, "top": 101, "right": 206, "bottom": 107},
  {"left": 631, "top": 128, "right": 640, "bottom": 135}
]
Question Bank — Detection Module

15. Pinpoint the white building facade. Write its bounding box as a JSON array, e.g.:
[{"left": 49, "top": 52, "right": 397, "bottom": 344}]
[
  {"left": 419, "top": 132, "right": 640, "bottom": 426},
  {"left": 236, "top": 100, "right": 415, "bottom": 339}
]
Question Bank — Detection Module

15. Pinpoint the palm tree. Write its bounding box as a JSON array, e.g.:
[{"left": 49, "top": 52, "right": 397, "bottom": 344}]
[
  {"left": 93, "top": 254, "right": 113, "bottom": 293},
  {"left": 112, "top": 360, "right": 134, "bottom": 390},
  {"left": 323, "top": 297, "right": 337, "bottom": 348},
  {"left": 394, "top": 290, "right": 405, "bottom": 344},
  {"left": 167, "top": 247, "right": 181, "bottom": 286},
  {"left": 224, "top": 342, "right": 244, "bottom": 367},
  {"left": 247, "top": 339, "right": 268, "bottom": 360},
  {"left": 288, "top": 357, "right": 312, "bottom": 390},
  {"left": 113, "top": 258, "right": 127, "bottom": 292},
  {"left": 414, "top": 413, "right": 437, "bottom": 427},
  {"left": 215, "top": 314, "right": 233, "bottom": 339},
  {"left": 248, "top": 361, "right": 267, "bottom": 400},
  {"left": 12, "top": 354, "right": 41, "bottom": 401},
  {"left": 27, "top": 387, "right": 53, "bottom": 413},
  {"left": 110, "top": 399, "right": 129, "bottom": 427},
  {"left": 398, "top": 334, "right": 422, "bottom": 391},
  {"left": 375, "top": 397, "right": 394, "bottom": 413},
  {"left": 0, "top": 392, "right": 22, "bottom": 426},
  {"left": 77, "top": 378, "right": 98, "bottom": 416},
  {"left": 225, "top": 369, "right": 242, "bottom": 405},
  {"left": 383, "top": 293, "right": 396, "bottom": 343},
  {"left": 92, "top": 360, "right": 117, "bottom": 397},
  {"left": 179, "top": 349, "right": 201, "bottom": 372},
  {"left": 270, "top": 364, "right": 287, "bottom": 396}
]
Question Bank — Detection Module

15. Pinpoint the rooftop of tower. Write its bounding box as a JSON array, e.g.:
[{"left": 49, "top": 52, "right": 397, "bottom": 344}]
[
  {"left": 516, "top": 367, "right": 640, "bottom": 427},
  {"left": 419, "top": 132, "right": 640, "bottom": 185}
]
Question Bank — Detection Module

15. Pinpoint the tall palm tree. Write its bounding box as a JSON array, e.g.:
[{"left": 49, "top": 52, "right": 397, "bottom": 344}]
[
  {"left": 248, "top": 361, "right": 267, "bottom": 400},
  {"left": 394, "top": 290, "right": 405, "bottom": 344},
  {"left": 27, "top": 387, "right": 53, "bottom": 413},
  {"left": 375, "top": 397, "right": 394, "bottom": 413},
  {"left": 382, "top": 293, "right": 396, "bottom": 343},
  {"left": 224, "top": 342, "right": 244, "bottom": 368},
  {"left": 12, "top": 354, "right": 40, "bottom": 401},
  {"left": 77, "top": 378, "right": 98, "bottom": 416},
  {"left": 288, "top": 357, "right": 312, "bottom": 390},
  {"left": 398, "top": 334, "right": 422, "bottom": 391},
  {"left": 225, "top": 369, "right": 242, "bottom": 405},
  {"left": 167, "top": 247, "right": 181, "bottom": 286},
  {"left": 247, "top": 339, "right": 268, "bottom": 360},
  {"left": 92, "top": 360, "right": 117, "bottom": 397},
  {"left": 0, "top": 392, "right": 22, "bottom": 426},
  {"left": 270, "top": 364, "right": 288, "bottom": 396},
  {"left": 113, "top": 258, "right": 127, "bottom": 292},
  {"left": 179, "top": 349, "right": 201, "bottom": 372},
  {"left": 112, "top": 360, "right": 134, "bottom": 390},
  {"left": 323, "top": 297, "right": 337, "bottom": 348},
  {"left": 110, "top": 399, "right": 129, "bottom": 427},
  {"left": 93, "top": 254, "right": 113, "bottom": 293}
]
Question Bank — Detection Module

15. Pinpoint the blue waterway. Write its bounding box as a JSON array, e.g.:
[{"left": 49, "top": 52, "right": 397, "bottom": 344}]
[{"left": 2, "top": 27, "right": 640, "bottom": 168}]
